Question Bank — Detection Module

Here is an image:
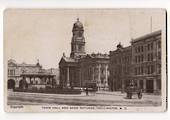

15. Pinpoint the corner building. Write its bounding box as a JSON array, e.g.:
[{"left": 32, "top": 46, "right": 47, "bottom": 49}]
[
  {"left": 109, "top": 30, "right": 162, "bottom": 94},
  {"left": 131, "top": 30, "right": 161, "bottom": 94}
]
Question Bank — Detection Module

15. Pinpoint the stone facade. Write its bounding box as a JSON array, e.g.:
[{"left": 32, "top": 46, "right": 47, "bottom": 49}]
[
  {"left": 59, "top": 56, "right": 80, "bottom": 88},
  {"left": 79, "top": 53, "right": 109, "bottom": 90},
  {"left": 59, "top": 19, "right": 109, "bottom": 90},
  {"left": 131, "top": 30, "right": 161, "bottom": 94},
  {"left": 109, "top": 30, "right": 161, "bottom": 94},
  {"left": 109, "top": 44, "right": 132, "bottom": 92}
]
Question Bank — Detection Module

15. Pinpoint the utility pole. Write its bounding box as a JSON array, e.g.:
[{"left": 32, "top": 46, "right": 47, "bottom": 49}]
[{"left": 150, "top": 16, "right": 153, "bottom": 33}]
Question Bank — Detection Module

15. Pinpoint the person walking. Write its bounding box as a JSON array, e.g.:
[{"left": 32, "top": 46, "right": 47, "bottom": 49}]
[{"left": 85, "top": 87, "right": 89, "bottom": 96}]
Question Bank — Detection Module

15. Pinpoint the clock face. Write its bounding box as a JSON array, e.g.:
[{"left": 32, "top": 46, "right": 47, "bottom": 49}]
[{"left": 78, "top": 31, "right": 83, "bottom": 37}]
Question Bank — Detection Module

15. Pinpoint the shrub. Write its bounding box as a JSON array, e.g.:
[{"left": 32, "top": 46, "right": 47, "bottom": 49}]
[{"left": 13, "top": 87, "right": 81, "bottom": 94}]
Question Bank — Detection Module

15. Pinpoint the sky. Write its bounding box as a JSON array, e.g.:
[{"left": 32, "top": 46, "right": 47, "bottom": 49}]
[{"left": 4, "top": 9, "right": 165, "bottom": 69}]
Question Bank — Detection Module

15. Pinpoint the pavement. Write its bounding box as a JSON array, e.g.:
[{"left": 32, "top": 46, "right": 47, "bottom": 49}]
[{"left": 7, "top": 91, "right": 161, "bottom": 106}]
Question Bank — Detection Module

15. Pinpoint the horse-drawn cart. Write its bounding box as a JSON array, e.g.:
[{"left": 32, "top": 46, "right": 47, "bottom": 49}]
[{"left": 125, "top": 80, "right": 143, "bottom": 99}]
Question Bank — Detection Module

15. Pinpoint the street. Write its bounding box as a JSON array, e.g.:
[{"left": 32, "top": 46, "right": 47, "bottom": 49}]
[{"left": 7, "top": 91, "right": 161, "bottom": 106}]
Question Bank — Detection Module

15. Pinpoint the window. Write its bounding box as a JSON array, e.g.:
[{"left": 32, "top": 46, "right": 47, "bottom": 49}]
[
  {"left": 158, "top": 64, "right": 161, "bottom": 74},
  {"left": 147, "top": 66, "right": 150, "bottom": 74},
  {"left": 147, "top": 65, "right": 154, "bottom": 74},
  {"left": 158, "top": 41, "right": 161, "bottom": 49},
  {"left": 135, "top": 67, "right": 137, "bottom": 75},
  {"left": 135, "top": 67, "right": 143, "bottom": 75},
  {"left": 138, "top": 46, "right": 140, "bottom": 53},
  {"left": 141, "top": 67, "right": 144, "bottom": 74},
  {"left": 138, "top": 67, "right": 140, "bottom": 75},
  {"left": 157, "top": 79, "right": 161, "bottom": 89},
  {"left": 9, "top": 69, "right": 15, "bottom": 76},
  {"left": 119, "top": 58, "right": 121, "bottom": 64},
  {"left": 36, "top": 81, "right": 38, "bottom": 84},
  {"left": 101, "top": 69, "right": 104, "bottom": 74},
  {"left": 151, "top": 43, "right": 153, "bottom": 50},
  {"left": 135, "top": 47, "right": 138, "bottom": 53},
  {"left": 115, "top": 59, "right": 117, "bottom": 64},
  {"left": 126, "top": 57, "right": 128, "bottom": 63},
  {"left": 148, "top": 44, "right": 150, "bottom": 51},
  {"left": 151, "top": 65, "right": 154, "bottom": 74},
  {"left": 30, "top": 80, "right": 33, "bottom": 84},
  {"left": 148, "top": 53, "right": 150, "bottom": 61},
  {"left": 150, "top": 53, "right": 153, "bottom": 61},
  {"left": 141, "top": 55, "right": 144, "bottom": 62},
  {"left": 135, "top": 56, "right": 137, "bottom": 63},
  {"left": 158, "top": 51, "right": 161, "bottom": 60},
  {"left": 138, "top": 55, "right": 141, "bottom": 63},
  {"left": 123, "top": 57, "right": 125, "bottom": 63},
  {"left": 125, "top": 57, "right": 127, "bottom": 63},
  {"left": 101, "top": 78, "right": 104, "bottom": 84},
  {"left": 9, "top": 69, "right": 11, "bottom": 75},
  {"left": 141, "top": 46, "right": 144, "bottom": 52}
]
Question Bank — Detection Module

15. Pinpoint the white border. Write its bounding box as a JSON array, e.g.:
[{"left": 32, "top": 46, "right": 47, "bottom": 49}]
[{"left": 0, "top": 0, "right": 170, "bottom": 120}]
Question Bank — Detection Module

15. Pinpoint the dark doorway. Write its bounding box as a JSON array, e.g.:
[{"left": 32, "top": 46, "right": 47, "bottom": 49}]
[
  {"left": 8, "top": 79, "right": 15, "bottom": 89},
  {"left": 19, "top": 79, "right": 28, "bottom": 89},
  {"left": 139, "top": 80, "right": 143, "bottom": 89},
  {"left": 157, "top": 79, "right": 161, "bottom": 90},
  {"left": 146, "top": 80, "right": 154, "bottom": 93}
]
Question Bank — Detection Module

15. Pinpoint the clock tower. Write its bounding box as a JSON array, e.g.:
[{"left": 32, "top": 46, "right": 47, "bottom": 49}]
[{"left": 70, "top": 18, "right": 86, "bottom": 58}]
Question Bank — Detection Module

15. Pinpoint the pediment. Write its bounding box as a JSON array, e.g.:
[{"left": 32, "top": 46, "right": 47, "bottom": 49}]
[{"left": 59, "top": 57, "right": 67, "bottom": 65}]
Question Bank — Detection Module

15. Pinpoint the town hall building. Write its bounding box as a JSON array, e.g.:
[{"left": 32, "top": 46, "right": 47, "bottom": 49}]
[{"left": 59, "top": 18, "right": 109, "bottom": 91}]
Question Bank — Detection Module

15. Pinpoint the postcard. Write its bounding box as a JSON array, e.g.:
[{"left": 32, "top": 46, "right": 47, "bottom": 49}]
[{"left": 4, "top": 9, "right": 167, "bottom": 112}]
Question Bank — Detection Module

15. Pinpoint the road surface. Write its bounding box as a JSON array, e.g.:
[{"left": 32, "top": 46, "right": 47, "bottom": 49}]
[{"left": 7, "top": 91, "right": 161, "bottom": 106}]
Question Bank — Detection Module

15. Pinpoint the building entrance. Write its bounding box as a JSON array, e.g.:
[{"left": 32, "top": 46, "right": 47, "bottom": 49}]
[
  {"left": 139, "top": 80, "right": 143, "bottom": 89},
  {"left": 146, "top": 80, "right": 154, "bottom": 93},
  {"left": 8, "top": 79, "right": 15, "bottom": 89}
]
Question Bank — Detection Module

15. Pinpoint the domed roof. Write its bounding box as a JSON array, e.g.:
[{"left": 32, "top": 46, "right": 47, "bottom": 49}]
[
  {"left": 73, "top": 18, "right": 84, "bottom": 30},
  {"left": 117, "top": 42, "right": 123, "bottom": 49},
  {"left": 8, "top": 59, "right": 17, "bottom": 64},
  {"left": 36, "top": 59, "right": 41, "bottom": 66}
]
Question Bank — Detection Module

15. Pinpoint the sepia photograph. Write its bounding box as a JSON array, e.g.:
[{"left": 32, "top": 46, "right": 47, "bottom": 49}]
[{"left": 4, "top": 9, "right": 167, "bottom": 112}]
